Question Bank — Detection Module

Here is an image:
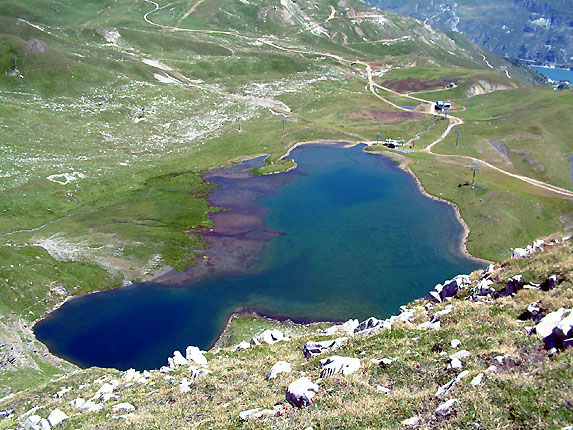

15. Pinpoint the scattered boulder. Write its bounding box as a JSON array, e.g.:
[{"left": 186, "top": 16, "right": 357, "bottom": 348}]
[
  {"left": 266, "top": 361, "right": 292, "bottom": 380},
  {"left": 450, "top": 350, "right": 471, "bottom": 361},
  {"left": 418, "top": 320, "right": 441, "bottom": 330},
  {"left": 451, "top": 339, "right": 461, "bottom": 349},
  {"left": 239, "top": 405, "right": 282, "bottom": 421},
  {"left": 533, "top": 308, "right": 573, "bottom": 352},
  {"left": 448, "top": 357, "right": 463, "bottom": 369},
  {"left": 494, "top": 275, "right": 524, "bottom": 298},
  {"left": 251, "top": 329, "right": 287, "bottom": 345},
  {"left": 179, "top": 378, "right": 191, "bottom": 393},
  {"left": 435, "top": 399, "right": 458, "bottom": 417},
  {"left": 70, "top": 398, "right": 86, "bottom": 409},
  {"left": 54, "top": 387, "right": 72, "bottom": 399},
  {"left": 469, "top": 279, "right": 495, "bottom": 300},
  {"left": 435, "top": 370, "right": 469, "bottom": 397},
  {"left": 47, "top": 409, "right": 68, "bottom": 426},
  {"left": 172, "top": 350, "right": 188, "bottom": 366},
  {"left": 185, "top": 346, "right": 207, "bottom": 365},
  {"left": 433, "top": 304, "right": 453, "bottom": 319},
  {"left": 371, "top": 357, "right": 397, "bottom": 366},
  {"left": 518, "top": 302, "right": 544, "bottom": 321},
  {"left": 324, "top": 319, "right": 359, "bottom": 336},
  {"left": 94, "top": 383, "right": 116, "bottom": 398},
  {"left": 303, "top": 337, "right": 347, "bottom": 358},
  {"left": 112, "top": 403, "right": 135, "bottom": 412},
  {"left": 78, "top": 400, "right": 103, "bottom": 413},
  {"left": 234, "top": 341, "right": 251, "bottom": 351},
  {"left": 22, "top": 415, "right": 42, "bottom": 430},
  {"left": 470, "top": 373, "right": 484, "bottom": 386},
  {"left": 402, "top": 416, "right": 420, "bottom": 426},
  {"left": 540, "top": 275, "right": 558, "bottom": 292},
  {"left": 319, "top": 356, "right": 361, "bottom": 378},
  {"left": 374, "top": 384, "right": 391, "bottom": 394},
  {"left": 511, "top": 240, "right": 544, "bottom": 259},
  {"left": 286, "top": 377, "right": 319, "bottom": 408},
  {"left": 426, "top": 275, "right": 470, "bottom": 303},
  {"left": 354, "top": 317, "right": 384, "bottom": 334}
]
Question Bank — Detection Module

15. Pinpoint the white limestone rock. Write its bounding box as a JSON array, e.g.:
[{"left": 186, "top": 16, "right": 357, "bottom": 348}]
[
  {"left": 23, "top": 415, "right": 41, "bottom": 430},
  {"left": 251, "top": 329, "right": 286, "bottom": 345},
  {"left": 319, "top": 356, "right": 361, "bottom": 378},
  {"left": 112, "top": 403, "right": 135, "bottom": 412},
  {"left": 450, "top": 339, "right": 461, "bottom": 349},
  {"left": 179, "top": 378, "right": 191, "bottom": 393},
  {"left": 448, "top": 357, "right": 463, "bottom": 369},
  {"left": 239, "top": 405, "right": 282, "bottom": 421},
  {"left": 185, "top": 346, "right": 208, "bottom": 365},
  {"left": 172, "top": 350, "right": 188, "bottom": 366},
  {"left": 266, "top": 361, "right": 292, "bottom": 380},
  {"left": 324, "top": 319, "right": 359, "bottom": 336},
  {"left": 435, "top": 399, "right": 458, "bottom": 417},
  {"left": 354, "top": 317, "right": 384, "bottom": 334},
  {"left": 95, "top": 383, "right": 115, "bottom": 397},
  {"left": 371, "top": 357, "right": 397, "bottom": 366},
  {"left": 54, "top": 387, "right": 71, "bottom": 399},
  {"left": 79, "top": 400, "right": 103, "bottom": 413},
  {"left": 234, "top": 341, "right": 251, "bottom": 351},
  {"left": 47, "top": 409, "right": 68, "bottom": 426},
  {"left": 450, "top": 350, "right": 471, "bottom": 361},
  {"left": 470, "top": 373, "right": 484, "bottom": 386},
  {"left": 402, "top": 416, "right": 420, "bottom": 426},
  {"left": 434, "top": 304, "right": 453, "bottom": 318},
  {"left": 418, "top": 320, "right": 441, "bottom": 330},
  {"left": 374, "top": 384, "right": 391, "bottom": 394},
  {"left": 303, "top": 337, "right": 348, "bottom": 358},
  {"left": 70, "top": 398, "right": 86, "bottom": 409},
  {"left": 39, "top": 419, "right": 51, "bottom": 430},
  {"left": 435, "top": 370, "right": 469, "bottom": 397},
  {"left": 285, "top": 377, "right": 320, "bottom": 408}
]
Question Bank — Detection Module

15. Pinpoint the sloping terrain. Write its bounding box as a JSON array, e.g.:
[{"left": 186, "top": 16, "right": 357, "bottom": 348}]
[
  {"left": 0, "top": 0, "right": 571, "bottom": 403},
  {"left": 0, "top": 236, "right": 571, "bottom": 429},
  {"left": 365, "top": 0, "right": 573, "bottom": 67}
]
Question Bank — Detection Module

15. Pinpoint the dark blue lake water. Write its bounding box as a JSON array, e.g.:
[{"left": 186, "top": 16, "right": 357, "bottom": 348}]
[{"left": 34, "top": 144, "right": 483, "bottom": 370}]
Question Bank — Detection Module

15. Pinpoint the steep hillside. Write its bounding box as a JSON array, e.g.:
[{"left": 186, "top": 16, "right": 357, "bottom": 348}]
[
  {"left": 365, "top": 0, "right": 573, "bottom": 68},
  {"left": 0, "top": 0, "right": 571, "bottom": 405},
  {"left": 0, "top": 236, "right": 571, "bottom": 429}
]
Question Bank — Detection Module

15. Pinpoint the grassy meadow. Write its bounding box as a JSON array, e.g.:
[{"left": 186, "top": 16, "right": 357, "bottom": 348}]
[{"left": 0, "top": 0, "right": 571, "bottom": 397}]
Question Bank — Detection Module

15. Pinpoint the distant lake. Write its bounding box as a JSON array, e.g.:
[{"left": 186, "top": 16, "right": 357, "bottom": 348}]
[
  {"left": 533, "top": 66, "right": 573, "bottom": 82},
  {"left": 34, "top": 144, "right": 483, "bottom": 370}
]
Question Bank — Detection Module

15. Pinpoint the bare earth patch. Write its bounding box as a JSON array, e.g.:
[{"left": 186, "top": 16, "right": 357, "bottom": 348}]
[{"left": 347, "top": 108, "right": 424, "bottom": 123}]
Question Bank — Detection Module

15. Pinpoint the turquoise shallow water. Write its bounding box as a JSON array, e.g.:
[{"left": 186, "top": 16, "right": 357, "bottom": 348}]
[{"left": 34, "top": 144, "right": 483, "bottom": 370}]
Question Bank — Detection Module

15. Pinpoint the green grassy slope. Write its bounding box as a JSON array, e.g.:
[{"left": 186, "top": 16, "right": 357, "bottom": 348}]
[
  {"left": 0, "top": 0, "right": 571, "bottom": 396},
  {"left": 0, "top": 238, "right": 571, "bottom": 429}
]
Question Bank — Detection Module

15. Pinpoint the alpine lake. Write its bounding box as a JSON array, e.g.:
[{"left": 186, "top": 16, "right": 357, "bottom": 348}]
[{"left": 34, "top": 143, "right": 484, "bottom": 370}]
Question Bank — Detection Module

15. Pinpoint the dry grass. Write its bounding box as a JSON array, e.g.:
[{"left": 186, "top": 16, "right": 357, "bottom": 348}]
[{"left": 0, "top": 238, "right": 571, "bottom": 429}]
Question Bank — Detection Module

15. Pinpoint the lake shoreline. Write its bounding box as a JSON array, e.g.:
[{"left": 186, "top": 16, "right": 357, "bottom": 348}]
[{"left": 272, "top": 140, "right": 490, "bottom": 265}]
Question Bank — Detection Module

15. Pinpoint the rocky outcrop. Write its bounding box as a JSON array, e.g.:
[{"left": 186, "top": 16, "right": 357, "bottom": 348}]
[
  {"left": 266, "top": 361, "right": 291, "bottom": 380},
  {"left": 532, "top": 308, "right": 573, "bottom": 353},
  {"left": 285, "top": 377, "right": 319, "bottom": 408},
  {"left": 426, "top": 275, "right": 470, "bottom": 303},
  {"left": 319, "top": 356, "right": 360, "bottom": 378},
  {"left": 303, "top": 338, "right": 348, "bottom": 358},
  {"left": 251, "top": 329, "right": 288, "bottom": 346}
]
